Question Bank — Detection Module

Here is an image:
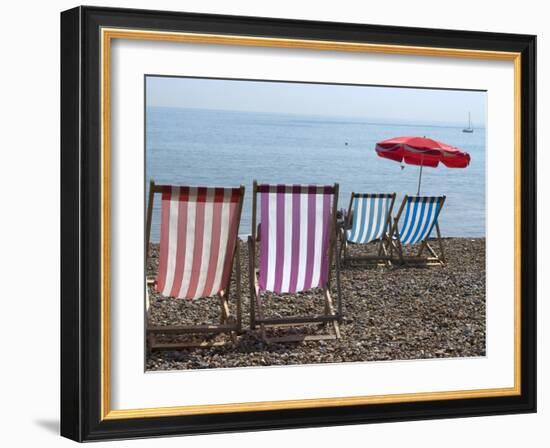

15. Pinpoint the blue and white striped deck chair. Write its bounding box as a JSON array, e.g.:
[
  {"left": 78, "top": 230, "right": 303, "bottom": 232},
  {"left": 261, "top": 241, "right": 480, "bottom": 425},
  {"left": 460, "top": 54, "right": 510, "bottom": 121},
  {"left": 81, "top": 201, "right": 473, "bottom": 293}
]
[
  {"left": 340, "top": 193, "right": 396, "bottom": 265},
  {"left": 391, "top": 195, "right": 447, "bottom": 265}
]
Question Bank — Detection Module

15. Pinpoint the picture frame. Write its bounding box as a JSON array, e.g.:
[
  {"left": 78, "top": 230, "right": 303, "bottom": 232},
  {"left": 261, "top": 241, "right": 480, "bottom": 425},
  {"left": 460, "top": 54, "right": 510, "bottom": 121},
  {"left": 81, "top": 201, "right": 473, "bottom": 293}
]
[{"left": 60, "top": 5, "right": 536, "bottom": 442}]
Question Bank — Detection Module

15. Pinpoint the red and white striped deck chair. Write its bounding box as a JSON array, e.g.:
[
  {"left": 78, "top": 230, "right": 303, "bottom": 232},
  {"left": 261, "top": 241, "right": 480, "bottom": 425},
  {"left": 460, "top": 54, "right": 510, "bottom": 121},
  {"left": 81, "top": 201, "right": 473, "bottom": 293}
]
[
  {"left": 247, "top": 181, "right": 342, "bottom": 343},
  {"left": 145, "top": 180, "right": 245, "bottom": 350}
]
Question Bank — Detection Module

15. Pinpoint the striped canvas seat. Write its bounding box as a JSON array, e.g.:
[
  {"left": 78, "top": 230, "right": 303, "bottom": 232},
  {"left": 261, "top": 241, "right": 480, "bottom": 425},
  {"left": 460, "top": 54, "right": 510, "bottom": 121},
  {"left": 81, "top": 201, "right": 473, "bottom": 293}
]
[
  {"left": 257, "top": 184, "right": 336, "bottom": 294},
  {"left": 397, "top": 196, "right": 445, "bottom": 245},
  {"left": 155, "top": 186, "right": 242, "bottom": 300},
  {"left": 346, "top": 194, "right": 394, "bottom": 244},
  {"left": 249, "top": 181, "right": 341, "bottom": 342}
]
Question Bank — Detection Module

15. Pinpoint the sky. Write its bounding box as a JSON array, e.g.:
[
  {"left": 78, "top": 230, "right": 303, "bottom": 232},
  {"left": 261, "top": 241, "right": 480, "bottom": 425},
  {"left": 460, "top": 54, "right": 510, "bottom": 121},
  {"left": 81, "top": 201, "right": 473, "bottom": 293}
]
[{"left": 146, "top": 76, "right": 486, "bottom": 127}]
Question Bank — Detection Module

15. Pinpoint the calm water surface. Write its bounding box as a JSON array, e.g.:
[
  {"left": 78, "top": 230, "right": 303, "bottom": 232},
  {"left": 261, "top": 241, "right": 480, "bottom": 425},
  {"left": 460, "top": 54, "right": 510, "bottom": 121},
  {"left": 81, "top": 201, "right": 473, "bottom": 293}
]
[{"left": 146, "top": 107, "right": 486, "bottom": 241}]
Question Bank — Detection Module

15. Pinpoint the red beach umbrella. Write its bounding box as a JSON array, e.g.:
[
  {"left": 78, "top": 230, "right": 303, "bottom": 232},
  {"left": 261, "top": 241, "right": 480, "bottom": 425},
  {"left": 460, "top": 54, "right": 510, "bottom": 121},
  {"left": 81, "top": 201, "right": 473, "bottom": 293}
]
[{"left": 375, "top": 136, "right": 471, "bottom": 195}]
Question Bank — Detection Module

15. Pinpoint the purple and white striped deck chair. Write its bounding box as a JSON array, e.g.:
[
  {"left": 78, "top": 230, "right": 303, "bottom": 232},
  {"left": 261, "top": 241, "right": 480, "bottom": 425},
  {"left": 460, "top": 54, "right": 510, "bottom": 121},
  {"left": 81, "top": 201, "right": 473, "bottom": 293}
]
[{"left": 248, "top": 182, "right": 342, "bottom": 342}]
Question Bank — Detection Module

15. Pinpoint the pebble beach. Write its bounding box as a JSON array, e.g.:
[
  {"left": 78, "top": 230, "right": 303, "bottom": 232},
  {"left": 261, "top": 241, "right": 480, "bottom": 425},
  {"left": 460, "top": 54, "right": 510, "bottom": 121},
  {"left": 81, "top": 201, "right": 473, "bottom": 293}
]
[{"left": 146, "top": 238, "right": 486, "bottom": 371}]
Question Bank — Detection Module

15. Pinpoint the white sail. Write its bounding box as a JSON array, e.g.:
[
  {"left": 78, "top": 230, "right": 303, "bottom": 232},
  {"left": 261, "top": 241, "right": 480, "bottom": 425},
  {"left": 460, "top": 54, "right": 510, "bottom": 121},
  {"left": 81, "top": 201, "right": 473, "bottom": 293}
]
[{"left": 463, "top": 112, "right": 474, "bottom": 133}]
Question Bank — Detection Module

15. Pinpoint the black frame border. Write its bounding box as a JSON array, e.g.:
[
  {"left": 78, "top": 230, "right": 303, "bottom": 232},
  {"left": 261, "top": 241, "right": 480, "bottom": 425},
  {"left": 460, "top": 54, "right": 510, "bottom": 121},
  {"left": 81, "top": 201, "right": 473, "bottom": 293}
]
[{"left": 61, "top": 6, "right": 536, "bottom": 442}]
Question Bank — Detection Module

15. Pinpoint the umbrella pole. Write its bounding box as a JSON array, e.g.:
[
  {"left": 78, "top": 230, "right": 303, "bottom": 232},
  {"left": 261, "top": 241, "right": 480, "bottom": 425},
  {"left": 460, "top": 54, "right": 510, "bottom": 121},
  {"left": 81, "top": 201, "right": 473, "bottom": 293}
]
[{"left": 417, "top": 164, "right": 423, "bottom": 196}]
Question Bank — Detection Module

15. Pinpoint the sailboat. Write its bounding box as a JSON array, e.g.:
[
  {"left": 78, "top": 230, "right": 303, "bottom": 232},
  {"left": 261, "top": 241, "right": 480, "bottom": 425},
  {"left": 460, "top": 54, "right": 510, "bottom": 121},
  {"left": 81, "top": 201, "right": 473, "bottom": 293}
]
[{"left": 462, "top": 112, "right": 474, "bottom": 133}]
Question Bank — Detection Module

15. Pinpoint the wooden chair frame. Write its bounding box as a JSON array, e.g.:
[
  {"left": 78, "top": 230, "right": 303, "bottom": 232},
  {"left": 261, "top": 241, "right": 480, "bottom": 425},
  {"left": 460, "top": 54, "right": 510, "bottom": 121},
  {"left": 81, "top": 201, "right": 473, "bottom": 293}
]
[
  {"left": 339, "top": 192, "right": 396, "bottom": 267},
  {"left": 145, "top": 180, "right": 245, "bottom": 350},
  {"left": 388, "top": 195, "right": 447, "bottom": 266},
  {"left": 247, "top": 181, "right": 342, "bottom": 343}
]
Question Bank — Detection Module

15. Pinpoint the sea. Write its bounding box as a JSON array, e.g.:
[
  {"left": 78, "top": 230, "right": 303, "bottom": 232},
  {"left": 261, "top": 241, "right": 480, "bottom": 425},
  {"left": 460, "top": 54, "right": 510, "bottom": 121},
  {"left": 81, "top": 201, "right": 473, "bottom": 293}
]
[{"left": 146, "top": 107, "right": 486, "bottom": 242}]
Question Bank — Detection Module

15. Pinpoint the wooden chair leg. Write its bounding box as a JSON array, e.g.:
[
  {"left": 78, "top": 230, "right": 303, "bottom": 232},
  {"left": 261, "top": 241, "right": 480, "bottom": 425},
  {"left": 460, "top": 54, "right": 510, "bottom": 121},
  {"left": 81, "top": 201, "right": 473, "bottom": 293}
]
[
  {"left": 324, "top": 289, "right": 341, "bottom": 338},
  {"left": 247, "top": 236, "right": 256, "bottom": 329},
  {"left": 235, "top": 244, "right": 242, "bottom": 333},
  {"left": 343, "top": 229, "right": 350, "bottom": 266},
  {"left": 338, "top": 228, "right": 347, "bottom": 267},
  {"left": 377, "top": 239, "right": 384, "bottom": 257},
  {"left": 217, "top": 291, "right": 238, "bottom": 343},
  {"left": 425, "top": 243, "right": 444, "bottom": 266},
  {"left": 254, "top": 290, "right": 267, "bottom": 341},
  {"left": 146, "top": 303, "right": 156, "bottom": 352},
  {"left": 381, "top": 236, "right": 391, "bottom": 266},
  {"left": 218, "top": 293, "right": 229, "bottom": 324},
  {"left": 436, "top": 222, "right": 446, "bottom": 264},
  {"left": 145, "top": 320, "right": 155, "bottom": 355},
  {"left": 335, "top": 251, "right": 343, "bottom": 323},
  {"left": 248, "top": 235, "right": 266, "bottom": 340},
  {"left": 417, "top": 240, "right": 428, "bottom": 257},
  {"left": 145, "top": 283, "right": 153, "bottom": 353},
  {"left": 393, "top": 238, "right": 405, "bottom": 264},
  {"left": 147, "top": 332, "right": 156, "bottom": 352}
]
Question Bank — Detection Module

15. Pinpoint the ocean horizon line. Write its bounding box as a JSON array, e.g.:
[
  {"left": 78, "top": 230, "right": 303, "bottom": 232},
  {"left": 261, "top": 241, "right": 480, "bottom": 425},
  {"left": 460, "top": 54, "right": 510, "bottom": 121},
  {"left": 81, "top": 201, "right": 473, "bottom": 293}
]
[{"left": 146, "top": 105, "right": 486, "bottom": 130}]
